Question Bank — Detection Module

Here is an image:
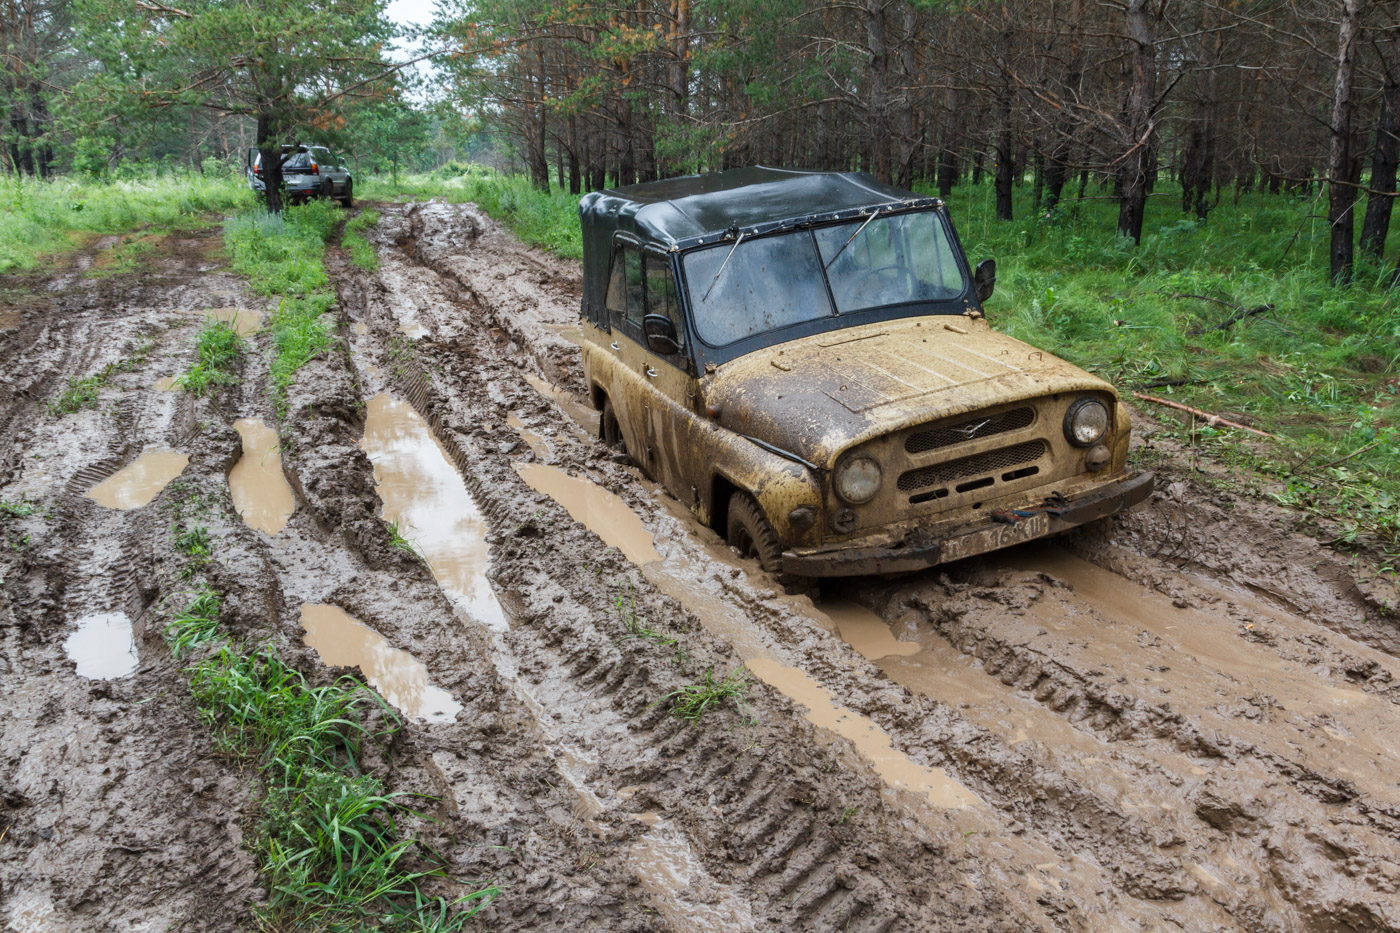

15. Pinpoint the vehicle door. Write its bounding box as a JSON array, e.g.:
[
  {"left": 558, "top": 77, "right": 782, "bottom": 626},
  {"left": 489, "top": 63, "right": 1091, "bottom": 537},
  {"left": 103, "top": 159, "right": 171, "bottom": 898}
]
[
  {"left": 245, "top": 148, "right": 260, "bottom": 189},
  {"left": 603, "top": 240, "right": 651, "bottom": 464},
  {"left": 324, "top": 149, "right": 348, "bottom": 194},
  {"left": 635, "top": 253, "right": 697, "bottom": 495}
]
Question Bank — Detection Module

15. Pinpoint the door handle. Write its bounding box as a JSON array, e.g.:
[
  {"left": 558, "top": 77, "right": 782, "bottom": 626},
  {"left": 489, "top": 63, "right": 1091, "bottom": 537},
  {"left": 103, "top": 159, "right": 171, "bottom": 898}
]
[
  {"left": 610, "top": 342, "right": 620, "bottom": 351},
  {"left": 645, "top": 366, "right": 658, "bottom": 378}
]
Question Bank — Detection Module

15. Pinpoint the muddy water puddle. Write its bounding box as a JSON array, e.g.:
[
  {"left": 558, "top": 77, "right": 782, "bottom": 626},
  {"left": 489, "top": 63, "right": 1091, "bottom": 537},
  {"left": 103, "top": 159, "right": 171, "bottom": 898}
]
[
  {"left": 522, "top": 374, "right": 600, "bottom": 434},
  {"left": 64, "top": 612, "right": 138, "bottom": 679},
  {"left": 746, "top": 657, "right": 980, "bottom": 809},
  {"left": 514, "top": 463, "right": 661, "bottom": 565},
  {"left": 152, "top": 375, "right": 179, "bottom": 391},
  {"left": 203, "top": 307, "right": 262, "bottom": 336},
  {"left": 300, "top": 604, "right": 460, "bottom": 722},
  {"left": 993, "top": 544, "right": 1400, "bottom": 801},
  {"left": 0, "top": 309, "right": 20, "bottom": 330},
  {"left": 229, "top": 419, "right": 294, "bottom": 535},
  {"left": 85, "top": 448, "right": 188, "bottom": 509},
  {"left": 359, "top": 393, "right": 506, "bottom": 630}
]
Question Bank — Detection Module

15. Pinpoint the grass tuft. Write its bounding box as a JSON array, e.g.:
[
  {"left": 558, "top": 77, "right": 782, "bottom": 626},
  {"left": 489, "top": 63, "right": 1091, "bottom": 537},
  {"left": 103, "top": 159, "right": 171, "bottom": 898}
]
[
  {"left": 165, "top": 586, "right": 225, "bottom": 658},
  {"left": 175, "top": 319, "right": 244, "bottom": 396},
  {"left": 343, "top": 209, "right": 381, "bottom": 271},
  {"left": 385, "top": 519, "right": 421, "bottom": 560},
  {"left": 654, "top": 667, "right": 752, "bottom": 723}
]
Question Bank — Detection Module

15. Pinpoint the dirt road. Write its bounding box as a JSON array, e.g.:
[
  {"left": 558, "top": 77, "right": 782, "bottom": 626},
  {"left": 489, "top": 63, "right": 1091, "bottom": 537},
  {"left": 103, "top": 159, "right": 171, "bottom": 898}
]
[{"left": 3, "top": 203, "right": 1399, "bottom": 932}]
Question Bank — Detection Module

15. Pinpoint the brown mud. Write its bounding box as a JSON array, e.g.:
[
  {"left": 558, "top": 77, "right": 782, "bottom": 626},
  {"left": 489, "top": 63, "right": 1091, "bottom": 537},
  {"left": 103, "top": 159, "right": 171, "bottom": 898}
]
[{"left": 4, "top": 204, "right": 1400, "bottom": 931}]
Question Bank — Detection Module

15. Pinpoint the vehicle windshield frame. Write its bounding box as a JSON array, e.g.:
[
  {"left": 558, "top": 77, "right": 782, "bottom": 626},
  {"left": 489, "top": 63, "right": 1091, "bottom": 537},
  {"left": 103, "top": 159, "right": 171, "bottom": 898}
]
[{"left": 675, "top": 206, "right": 973, "bottom": 366}]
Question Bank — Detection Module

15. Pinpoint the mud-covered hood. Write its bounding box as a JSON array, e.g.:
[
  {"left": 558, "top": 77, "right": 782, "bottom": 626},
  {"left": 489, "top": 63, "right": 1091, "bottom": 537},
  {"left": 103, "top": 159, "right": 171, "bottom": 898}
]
[{"left": 703, "top": 316, "right": 1116, "bottom": 468}]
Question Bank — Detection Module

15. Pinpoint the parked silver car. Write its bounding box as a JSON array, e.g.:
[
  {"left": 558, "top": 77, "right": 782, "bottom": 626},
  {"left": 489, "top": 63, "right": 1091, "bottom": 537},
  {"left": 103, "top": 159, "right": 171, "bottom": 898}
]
[{"left": 245, "top": 145, "right": 354, "bottom": 206}]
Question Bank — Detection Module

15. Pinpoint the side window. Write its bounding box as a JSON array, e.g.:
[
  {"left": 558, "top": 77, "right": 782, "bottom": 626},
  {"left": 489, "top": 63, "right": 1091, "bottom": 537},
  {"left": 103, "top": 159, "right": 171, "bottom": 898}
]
[
  {"left": 606, "top": 244, "right": 645, "bottom": 331},
  {"left": 643, "top": 255, "right": 685, "bottom": 353},
  {"left": 605, "top": 245, "right": 630, "bottom": 328}
]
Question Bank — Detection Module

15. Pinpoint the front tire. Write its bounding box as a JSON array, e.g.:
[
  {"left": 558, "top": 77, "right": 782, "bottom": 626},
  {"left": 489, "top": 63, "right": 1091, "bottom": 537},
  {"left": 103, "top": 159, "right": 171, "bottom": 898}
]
[
  {"left": 601, "top": 397, "right": 625, "bottom": 450},
  {"left": 340, "top": 180, "right": 354, "bottom": 208},
  {"left": 727, "top": 492, "right": 783, "bottom": 573}
]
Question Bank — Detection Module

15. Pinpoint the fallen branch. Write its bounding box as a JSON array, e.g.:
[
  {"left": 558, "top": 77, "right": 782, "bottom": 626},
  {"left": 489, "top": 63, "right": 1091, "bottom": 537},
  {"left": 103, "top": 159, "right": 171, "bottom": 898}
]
[
  {"left": 1130, "top": 392, "right": 1283, "bottom": 440},
  {"left": 1187, "top": 303, "right": 1273, "bottom": 335},
  {"left": 1141, "top": 376, "right": 1195, "bottom": 389},
  {"left": 1303, "top": 441, "right": 1381, "bottom": 475}
]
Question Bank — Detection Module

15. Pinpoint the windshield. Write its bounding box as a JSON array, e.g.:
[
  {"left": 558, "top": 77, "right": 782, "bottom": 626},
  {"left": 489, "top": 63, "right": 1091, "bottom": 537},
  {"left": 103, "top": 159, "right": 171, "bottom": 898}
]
[{"left": 682, "top": 209, "right": 966, "bottom": 347}]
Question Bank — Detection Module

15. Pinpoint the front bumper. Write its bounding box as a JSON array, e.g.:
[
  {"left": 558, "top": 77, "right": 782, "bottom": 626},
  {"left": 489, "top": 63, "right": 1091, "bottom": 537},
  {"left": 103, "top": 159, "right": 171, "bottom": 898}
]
[{"left": 780, "top": 471, "right": 1154, "bottom": 577}]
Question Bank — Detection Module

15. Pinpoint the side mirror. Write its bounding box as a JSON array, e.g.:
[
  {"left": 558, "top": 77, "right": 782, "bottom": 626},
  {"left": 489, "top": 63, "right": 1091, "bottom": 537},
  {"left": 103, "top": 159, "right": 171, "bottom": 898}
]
[
  {"left": 974, "top": 259, "right": 996, "bottom": 303},
  {"left": 643, "top": 314, "right": 681, "bottom": 356}
]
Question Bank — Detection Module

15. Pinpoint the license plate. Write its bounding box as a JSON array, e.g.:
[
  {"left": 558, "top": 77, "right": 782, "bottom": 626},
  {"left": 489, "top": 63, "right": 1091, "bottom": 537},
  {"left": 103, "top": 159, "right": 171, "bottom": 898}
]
[{"left": 939, "top": 512, "right": 1049, "bottom": 563}]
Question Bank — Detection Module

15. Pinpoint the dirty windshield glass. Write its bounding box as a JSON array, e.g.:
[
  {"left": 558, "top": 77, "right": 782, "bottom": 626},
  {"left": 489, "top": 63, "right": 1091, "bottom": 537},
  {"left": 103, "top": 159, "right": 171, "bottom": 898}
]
[
  {"left": 815, "top": 211, "right": 965, "bottom": 313},
  {"left": 684, "top": 232, "right": 833, "bottom": 346}
]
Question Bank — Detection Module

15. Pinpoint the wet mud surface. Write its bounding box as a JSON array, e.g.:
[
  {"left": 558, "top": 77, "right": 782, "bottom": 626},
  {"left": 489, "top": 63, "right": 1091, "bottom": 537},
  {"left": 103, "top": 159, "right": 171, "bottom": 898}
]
[{"left": 4, "top": 205, "right": 1400, "bottom": 931}]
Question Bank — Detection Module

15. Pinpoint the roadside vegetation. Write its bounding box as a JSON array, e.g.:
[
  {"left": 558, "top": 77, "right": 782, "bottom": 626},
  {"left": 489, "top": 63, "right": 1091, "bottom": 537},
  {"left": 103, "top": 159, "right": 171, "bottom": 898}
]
[
  {"left": 0, "top": 171, "right": 252, "bottom": 273},
  {"left": 160, "top": 485, "right": 497, "bottom": 929},
  {"left": 47, "top": 335, "right": 158, "bottom": 415},
  {"left": 342, "top": 208, "right": 381, "bottom": 271},
  {"left": 223, "top": 200, "right": 339, "bottom": 415}
]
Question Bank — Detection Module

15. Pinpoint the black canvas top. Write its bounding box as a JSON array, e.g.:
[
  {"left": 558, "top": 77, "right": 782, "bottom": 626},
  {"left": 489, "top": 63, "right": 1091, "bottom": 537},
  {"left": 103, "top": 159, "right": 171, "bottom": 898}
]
[{"left": 578, "top": 166, "right": 936, "bottom": 249}]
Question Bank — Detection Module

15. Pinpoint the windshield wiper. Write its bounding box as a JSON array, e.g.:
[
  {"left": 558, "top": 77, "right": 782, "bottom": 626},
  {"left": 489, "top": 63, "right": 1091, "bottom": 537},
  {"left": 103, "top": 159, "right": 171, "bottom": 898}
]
[
  {"left": 702, "top": 231, "right": 746, "bottom": 302},
  {"left": 823, "top": 210, "right": 878, "bottom": 270}
]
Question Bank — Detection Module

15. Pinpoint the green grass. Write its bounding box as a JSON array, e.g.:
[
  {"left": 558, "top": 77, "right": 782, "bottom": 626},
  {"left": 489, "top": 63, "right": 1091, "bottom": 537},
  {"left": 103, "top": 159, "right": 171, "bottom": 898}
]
[
  {"left": 613, "top": 584, "right": 677, "bottom": 649},
  {"left": 223, "top": 200, "right": 339, "bottom": 415},
  {"left": 175, "top": 319, "right": 245, "bottom": 396},
  {"left": 0, "top": 170, "right": 253, "bottom": 273},
  {"left": 165, "top": 586, "right": 225, "bottom": 658},
  {"left": 343, "top": 209, "right": 381, "bottom": 271},
  {"left": 654, "top": 667, "right": 752, "bottom": 723},
  {"left": 0, "top": 497, "right": 39, "bottom": 518},
  {"left": 385, "top": 519, "right": 421, "bottom": 559}
]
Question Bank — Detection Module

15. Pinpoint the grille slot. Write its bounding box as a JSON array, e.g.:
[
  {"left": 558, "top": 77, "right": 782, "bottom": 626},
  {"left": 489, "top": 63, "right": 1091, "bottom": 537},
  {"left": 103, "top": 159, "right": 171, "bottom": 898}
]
[
  {"left": 905, "top": 407, "right": 1035, "bottom": 454},
  {"left": 898, "top": 440, "right": 1047, "bottom": 493}
]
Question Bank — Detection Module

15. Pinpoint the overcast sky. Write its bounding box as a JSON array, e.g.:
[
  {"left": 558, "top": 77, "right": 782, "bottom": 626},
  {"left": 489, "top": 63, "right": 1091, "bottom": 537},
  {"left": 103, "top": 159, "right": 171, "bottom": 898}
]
[{"left": 385, "top": 0, "right": 439, "bottom": 96}]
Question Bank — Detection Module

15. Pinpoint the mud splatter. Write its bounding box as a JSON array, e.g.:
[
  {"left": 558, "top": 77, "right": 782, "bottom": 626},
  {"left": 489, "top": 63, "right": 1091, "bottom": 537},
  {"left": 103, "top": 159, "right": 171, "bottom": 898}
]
[
  {"left": 359, "top": 393, "right": 506, "bottom": 630},
  {"left": 506, "top": 413, "right": 552, "bottom": 459},
  {"left": 300, "top": 604, "right": 461, "bottom": 723},
  {"left": 229, "top": 418, "right": 294, "bottom": 535},
  {"left": 85, "top": 448, "right": 188, "bottom": 509},
  {"left": 63, "top": 612, "right": 138, "bottom": 679},
  {"left": 513, "top": 462, "right": 660, "bottom": 565}
]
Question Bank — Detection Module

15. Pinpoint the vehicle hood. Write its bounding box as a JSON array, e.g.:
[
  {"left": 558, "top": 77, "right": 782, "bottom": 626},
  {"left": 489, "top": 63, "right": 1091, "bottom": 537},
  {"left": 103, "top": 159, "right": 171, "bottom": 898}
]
[{"left": 703, "top": 316, "right": 1116, "bottom": 468}]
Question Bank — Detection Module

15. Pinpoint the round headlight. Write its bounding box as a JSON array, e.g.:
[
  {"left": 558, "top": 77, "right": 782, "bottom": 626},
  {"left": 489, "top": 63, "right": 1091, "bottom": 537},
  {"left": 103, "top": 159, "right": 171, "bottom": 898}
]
[
  {"left": 835, "top": 456, "right": 882, "bottom": 504},
  {"left": 1064, "top": 398, "right": 1110, "bottom": 447}
]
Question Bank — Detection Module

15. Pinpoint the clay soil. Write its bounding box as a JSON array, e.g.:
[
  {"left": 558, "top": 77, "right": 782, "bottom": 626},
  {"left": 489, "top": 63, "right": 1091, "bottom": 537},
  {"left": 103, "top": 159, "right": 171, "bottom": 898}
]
[{"left": 3, "top": 204, "right": 1400, "bottom": 932}]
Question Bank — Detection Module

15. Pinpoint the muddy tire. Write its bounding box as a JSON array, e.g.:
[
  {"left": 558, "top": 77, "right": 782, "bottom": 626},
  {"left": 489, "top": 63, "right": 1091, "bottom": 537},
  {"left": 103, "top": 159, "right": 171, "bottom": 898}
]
[
  {"left": 600, "top": 397, "right": 624, "bottom": 450},
  {"left": 727, "top": 492, "right": 783, "bottom": 573},
  {"left": 341, "top": 180, "right": 354, "bottom": 208}
]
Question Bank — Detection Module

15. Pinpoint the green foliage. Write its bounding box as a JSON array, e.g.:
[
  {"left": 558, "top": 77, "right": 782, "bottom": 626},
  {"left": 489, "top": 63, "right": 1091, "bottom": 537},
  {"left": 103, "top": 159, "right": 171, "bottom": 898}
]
[
  {"left": 0, "top": 498, "right": 39, "bottom": 519},
  {"left": 165, "top": 587, "right": 225, "bottom": 658},
  {"left": 0, "top": 172, "right": 252, "bottom": 273},
  {"left": 655, "top": 667, "right": 752, "bottom": 723},
  {"left": 385, "top": 519, "right": 421, "bottom": 560},
  {"left": 175, "top": 320, "right": 245, "bottom": 396},
  {"left": 614, "top": 584, "right": 677, "bottom": 649},
  {"left": 223, "top": 200, "right": 339, "bottom": 414},
  {"left": 343, "top": 209, "right": 381, "bottom": 271}
]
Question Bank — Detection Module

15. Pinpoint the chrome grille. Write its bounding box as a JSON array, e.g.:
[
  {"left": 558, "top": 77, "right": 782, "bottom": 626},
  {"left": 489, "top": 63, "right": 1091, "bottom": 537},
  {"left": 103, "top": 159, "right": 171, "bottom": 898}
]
[
  {"left": 897, "top": 440, "right": 1047, "bottom": 492},
  {"left": 905, "top": 407, "right": 1035, "bottom": 454}
]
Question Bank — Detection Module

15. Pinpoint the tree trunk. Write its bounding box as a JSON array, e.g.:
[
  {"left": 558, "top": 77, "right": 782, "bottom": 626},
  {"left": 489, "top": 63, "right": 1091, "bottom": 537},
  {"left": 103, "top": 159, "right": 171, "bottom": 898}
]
[
  {"left": 1117, "top": 0, "right": 1158, "bottom": 243},
  {"left": 1330, "top": 0, "right": 1365, "bottom": 284},
  {"left": 994, "top": 93, "right": 1013, "bottom": 221},
  {"left": 1362, "top": 28, "right": 1400, "bottom": 259},
  {"left": 865, "top": 0, "right": 892, "bottom": 183}
]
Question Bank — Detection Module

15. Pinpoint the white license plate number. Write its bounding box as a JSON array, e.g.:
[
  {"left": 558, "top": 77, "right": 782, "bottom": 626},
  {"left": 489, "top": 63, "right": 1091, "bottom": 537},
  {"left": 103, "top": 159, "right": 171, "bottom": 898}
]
[{"left": 940, "top": 513, "right": 1049, "bottom": 563}]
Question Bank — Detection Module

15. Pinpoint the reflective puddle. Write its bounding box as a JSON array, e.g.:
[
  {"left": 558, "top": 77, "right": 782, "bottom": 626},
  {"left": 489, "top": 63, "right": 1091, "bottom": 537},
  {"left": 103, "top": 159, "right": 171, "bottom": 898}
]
[
  {"left": 513, "top": 462, "right": 660, "bottom": 565},
  {"left": 204, "top": 307, "right": 262, "bottom": 336},
  {"left": 229, "top": 418, "right": 294, "bottom": 535},
  {"left": 64, "top": 612, "right": 138, "bottom": 679},
  {"left": 627, "top": 817, "right": 759, "bottom": 932},
  {"left": 746, "top": 657, "right": 981, "bottom": 810},
  {"left": 300, "top": 604, "right": 461, "bottom": 722},
  {"left": 152, "top": 375, "right": 179, "bottom": 391},
  {"left": 85, "top": 448, "right": 188, "bottom": 509},
  {"left": 359, "top": 393, "right": 507, "bottom": 630},
  {"left": 523, "top": 374, "right": 600, "bottom": 434}
]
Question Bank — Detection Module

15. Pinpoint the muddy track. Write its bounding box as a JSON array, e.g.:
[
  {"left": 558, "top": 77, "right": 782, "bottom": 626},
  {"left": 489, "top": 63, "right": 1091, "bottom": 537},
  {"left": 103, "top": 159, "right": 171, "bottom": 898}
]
[{"left": 5, "top": 203, "right": 1400, "bottom": 931}]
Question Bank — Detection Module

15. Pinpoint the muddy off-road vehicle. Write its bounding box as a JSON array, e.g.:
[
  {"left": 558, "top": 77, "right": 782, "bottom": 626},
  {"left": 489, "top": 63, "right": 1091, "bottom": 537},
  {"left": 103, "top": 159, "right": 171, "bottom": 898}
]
[{"left": 579, "top": 167, "right": 1153, "bottom": 576}]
